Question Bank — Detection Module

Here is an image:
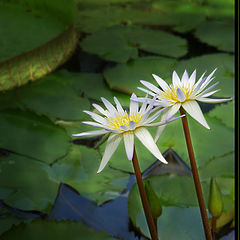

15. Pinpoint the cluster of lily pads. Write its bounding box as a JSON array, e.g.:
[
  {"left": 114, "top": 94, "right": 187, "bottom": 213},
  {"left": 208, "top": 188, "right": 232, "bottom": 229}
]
[{"left": 0, "top": 0, "right": 234, "bottom": 239}]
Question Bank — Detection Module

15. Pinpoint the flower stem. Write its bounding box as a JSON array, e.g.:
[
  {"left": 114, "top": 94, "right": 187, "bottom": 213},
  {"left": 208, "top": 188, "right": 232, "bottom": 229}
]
[
  {"left": 211, "top": 217, "right": 216, "bottom": 240},
  {"left": 132, "top": 146, "right": 159, "bottom": 240},
  {"left": 180, "top": 107, "right": 212, "bottom": 240}
]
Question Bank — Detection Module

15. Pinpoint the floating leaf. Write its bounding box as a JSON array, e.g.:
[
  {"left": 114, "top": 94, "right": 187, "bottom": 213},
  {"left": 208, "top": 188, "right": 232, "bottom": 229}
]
[
  {"left": 208, "top": 101, "right": 234, "bottom": 129},
  {"left": 0, "top": 109, "right": 70, "bottom": 164},
  {"left": 0, "top": 154, "right": 59, "bottom": 211},
  {"left": 0, "top": 25, "right": 78, "bottom": 91},
  {"left": 104, "top": 56, "right": 177, "bottom": 94},
  {"left": 80, "top": 26, "right": 187, "bottom": 62},
  {"left": 199, "top": 152, "right": 234, "bottom": 179},
  {"left": 174, "top": 53, "right": 234, "bottom": 97},
  {"left": 48, "top": 145, "right": 129, "bottom": 204},
  {"left": 0, "top": 219, "right": 117, "bottom": 240},
  {"left": 194, "top": 21, "right": 234, "bottom": 52},
  {"left": 0, "top": 71, "right": 90, "bottom": 121}
]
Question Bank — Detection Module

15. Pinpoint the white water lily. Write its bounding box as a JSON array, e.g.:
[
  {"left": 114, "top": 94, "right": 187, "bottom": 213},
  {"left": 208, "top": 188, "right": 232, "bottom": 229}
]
[
  {"left": 72, "top": 94, "right": 183, "bottom": 173},
  {"left": 136, "top": 69, "right": 232, "bottom": 140}
]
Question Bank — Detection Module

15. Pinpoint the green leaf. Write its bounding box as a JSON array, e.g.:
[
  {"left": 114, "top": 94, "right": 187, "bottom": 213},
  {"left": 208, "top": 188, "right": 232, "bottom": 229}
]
[
  {"left": 0, "top": 154, "right": 59, "bottom": 211},
  {"left": 0, "top": 219, "right": 117, "bottom": 240},
  {"left": 0, "top": 109, "right": 70, "bottom": 164},
  {"left": 48, "top": 145, "right": 129, "bottom": 204},
  {"left": 61, "top": 71, "right": 130, "bottom": 107},
  {"left": 199, "top": 152, "right": 234, "bottom": 179},
  {"left": 174, "top": 53, "right": 234, "bottom": 97},
  {"left": 136, "top": 206, "right": 205, "bottom": 239},
  {"left": 194, "top": 21, "right": 234, "bottom": 52},
  {"left": 104, "top": 56, "right": 177, "bottom": 94},
  {"left": 208, "top": 101, "right": 234, "bottom": 129},
  {"left": 157, "top": 113, "right": 234, "bottom": 168},
  {"left": 0, "top": 0, "right": 78, "bottom": 91},
  {"left": 80, "top": 26, "right": 187, "bottom": 62},
  {"left": 1, "top": 71, "right": 90, "bottom": 121}
]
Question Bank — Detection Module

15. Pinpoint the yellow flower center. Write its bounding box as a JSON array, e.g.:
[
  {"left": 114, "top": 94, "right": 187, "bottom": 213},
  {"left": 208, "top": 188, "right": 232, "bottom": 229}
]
[
  {"left": 158, "top": 84, "right": 194, "bottom": 103},
  {"left": 106, "top": 112, "right": 143, "bottom": 131}
]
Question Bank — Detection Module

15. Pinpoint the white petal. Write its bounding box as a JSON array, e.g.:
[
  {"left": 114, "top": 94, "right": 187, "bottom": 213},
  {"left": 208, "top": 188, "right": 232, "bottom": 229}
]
[
  {"left": 72, "top": 129, "right": 108, "bottom": 137},
  {"left": 197, "top": 89, "right": 220, "bottom": 98},
  {"left": 137, "top": 87, "right": 156, "bottom": 96},
  {"left": 172, "top": 71, "right": 181, "bottom": 87},
  {"left": 188, "top": 69, "right": 196, "bottom": 86},
  {"left": 181, "top": 70, "right": 189, "bottom": 85},
  {"left": 114, "top": 97, "right": 124, "bottom": 113},
  {"left": 197, "top": 97, "right": 232, "bottom": 103},
  {"left": 129, "top": 121, "right": 137, "bottom": 130},
  {"left": 92, "top": 103, "right": 110, "bottom": 117},
  {"left": 140, "top": 80, "right": 161, "bottom": 94},
  {"left": 145, "top": 114, "right": 184, "bottom": 127},
  {"left": 101, "top": 97, "right": 117, "bottom": 115},
  {"left": 165, "top": 103, "right": 181, "bottom": 119},
  {"left": 152, "top": 74, "right": 170, "bottom": 92},
  {"left": 182, "top": 100, "right": 210, "bottom": 129},
  {"left": 83, "top": 111, "right": 107, "bottom": 124},
  {"left": 196, "top": 81, "right": 219, "bottom": 97},
  {"left": 143, "top": 107, "right": 166, "bottom": 124},
  {"left": 176, "top": 88, "right": 186, "bottom": 102},
  {"left": 135, "top": 127, "right": 168, "bottom": 164},
  {"left": 97, "top": 134, "right": 122, "bottom": 173},
  {"left": 199, "top": 68, "right": 217, "bottom": 90},
  {"left": 123, "top": 132, "right": 134, "bottom": 160},
  {"left": 193, "top": 71, "right": 207, "bottom": 92},
  {"left": 120, "top": 125, "right": 128, "bottom": 131},
  {"left": 82, "top": 121, "right": 106, "bottom": 129},
  {"left": 130, "top": 93, "right": 139, "bottom": 115}
]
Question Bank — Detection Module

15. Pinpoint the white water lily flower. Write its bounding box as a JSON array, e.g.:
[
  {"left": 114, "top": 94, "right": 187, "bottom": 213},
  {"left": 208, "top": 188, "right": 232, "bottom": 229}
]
[
  {"left": 72, "top": 94, "right": 183, "bottom": 173},
  {"left": 136, "top": 69, "right": 232, "bottom": 136}
]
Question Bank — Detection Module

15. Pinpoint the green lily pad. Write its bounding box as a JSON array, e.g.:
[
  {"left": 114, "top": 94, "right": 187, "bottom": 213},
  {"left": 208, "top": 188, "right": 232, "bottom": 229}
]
[
  {"left": 0, "top": 154, "right": 59, "bottom": 211},
  {"left": 5, "top": 71, "right": 90, "bottom": 121},
  {"left": 0, "top": 219, "right": 117, "bottom": 240},
  {"left": 208, "top": 101, "right": 234, "bottom": 129},
  {"left": 0, "top": 109, "right": 70, "bottom": 164},
  {"left": 194, "top": 21, "right": 234, "bottom": 52},
  {"left": 48, "top": 145, "right": 129, "bottom": 204},
  {"left": 0, "top": 1, "right": 78, "bottom": 91},
  {"left": 104, "top": 56, "right": 177, "bottom": 94},
  {"left": 157, "top": 113, "right": 234, "bottom": 169},
  {"left": 174, "top": 53, "right": 234, "bottom": 97},
  {"left": 60, "top": 71, "right": 130, "bottom": 106},
  {"left": 80, "top": 26, "right": 187, "bottom": 62},
  {"left": 136, "top": 207, "right": 205, "bottom": 240},
  {"left": 199, "top": 152, "right": 234, "bottom": 179}
]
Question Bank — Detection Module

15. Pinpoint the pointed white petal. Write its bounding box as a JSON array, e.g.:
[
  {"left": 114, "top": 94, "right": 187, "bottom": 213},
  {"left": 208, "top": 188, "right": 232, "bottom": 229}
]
[
  {"left": 101, "top": 97, "right": 117, "bottom": 115},
  {"left": 123, "top": 132, "right": 134, "bottom": 160},
  {"left": 83, "top": 110, "right": 107, "bottom": 124},
  {"left": 152, "top": 74, "right": 170, "bottom": 92},
  {"left": 181, "top": 70, "right": 189, "bottom": 85},
  {"left": 92, "top": 103, "right": 110, "bottom": 117},
  {"left": 188, "top": 69, "right": 196, "bottom": 86},
  {"left": 145, "top": 114, "right": 184, "bottom": 127},
  {"left": 72, "top": 129, "right": 108, "bottom": 137},
  {"left": 199, "top": 68, "right": 217, "bottom": 90},
  {"left": 135, "top": 127, "right": 168, "bottom": 164},
  {"left": 137, "top": 87, "right": 156, "bottom": 96},
  {"left": 172, "top": 71, "right": 181, "bottom": 87},
  {"left": 182, "top": 100, "right": 210, "bottom": 129},
  {"left": 196, "top": 82, "right": 219, "bottom": 97},
  {"left": 165, "top": 103, "right": 181, "bottom": 119},
  {"left": 129, "top": 121, "right": 137, "bottom": 130},
  {"left": 82, "top": 121, "right": 106, "bottom": 129},
  {"left": 97, "top": 134, "right": 122, "bottom": 173},
  {"left": 143, "top": 107, "right": 166, "bottom": 124},
  {"left": 193, "top": 71, "right": 207, "bottom": 92},
  {"left": 198, "top": 77, "right": 216, "bottom": 92},
  {"left": 114, "top": 97, "right": 124, "bottom": 113},
  {"left": 197, "top": 97, "right": 232, "bottom": 103},
  {"left": 140, "top": 80, "right": 161, "bottom": 94},
  {"left": 176, "top": 88, "right": 186, "bottom": 102},
  {"left": 197, "top": 89, "right": 220, "bottom": 98},
  {"left": 130, "top": 93, "right": 139, "bottom": 115}
]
